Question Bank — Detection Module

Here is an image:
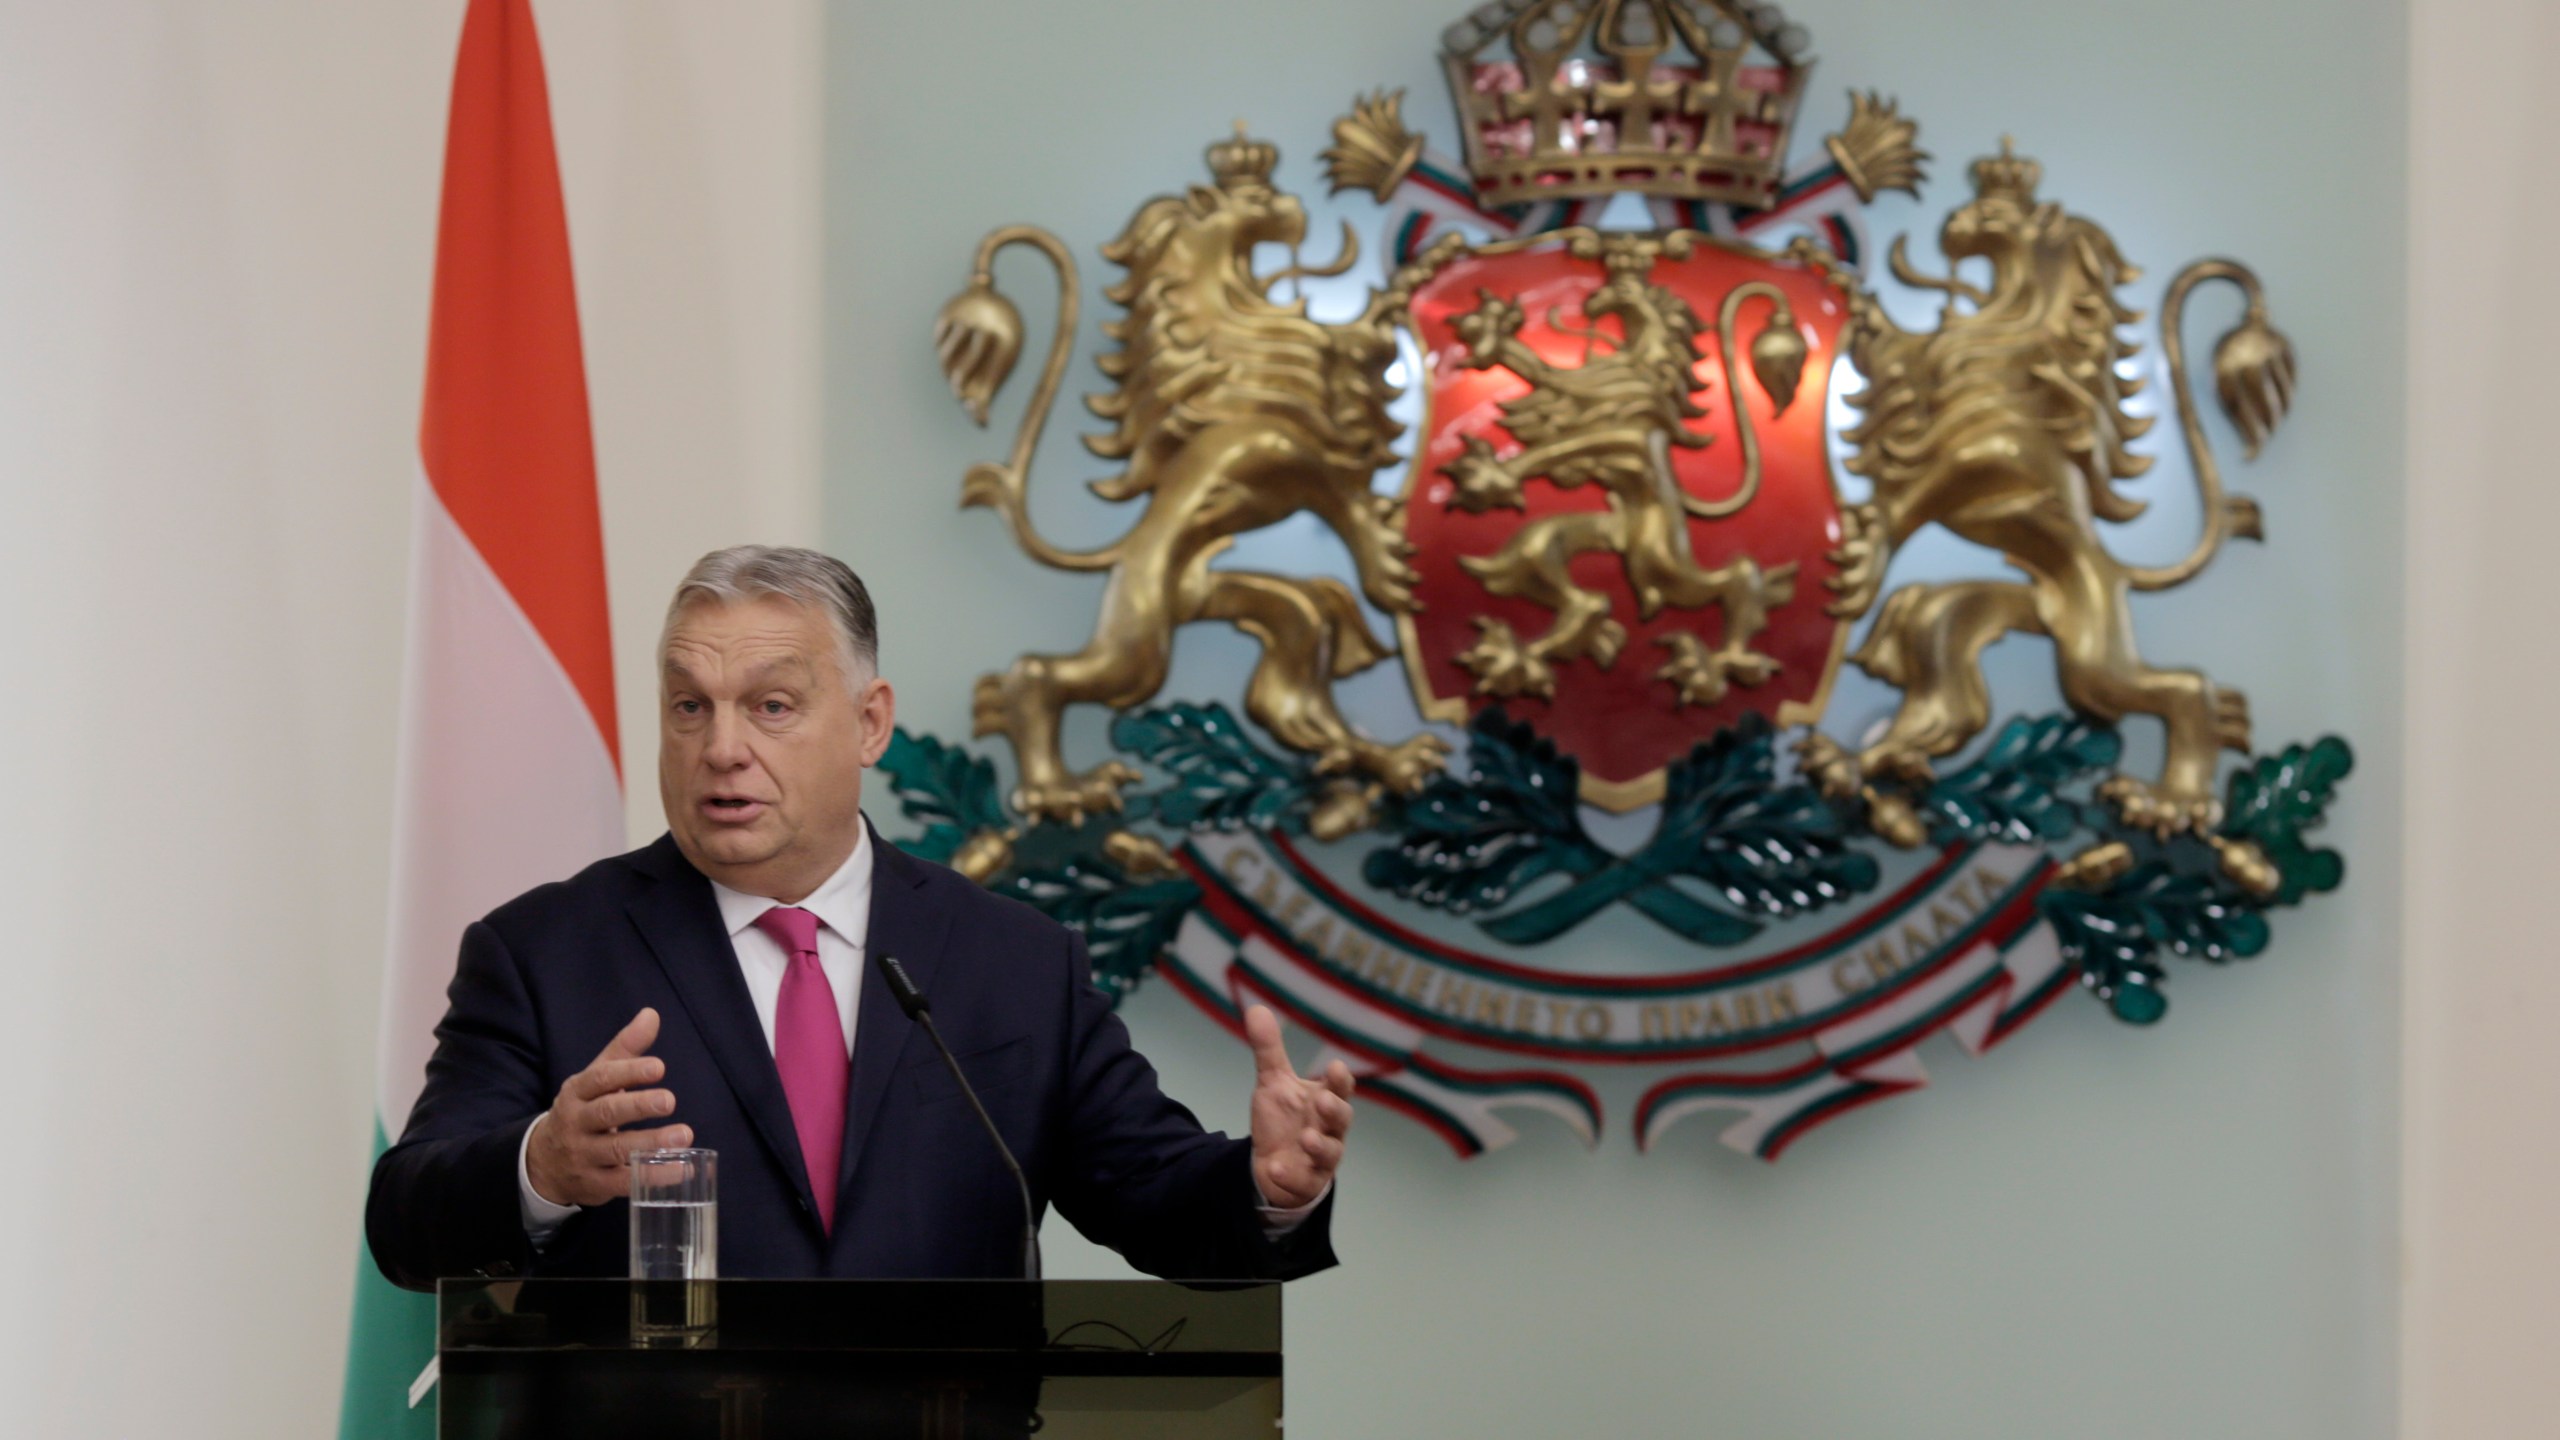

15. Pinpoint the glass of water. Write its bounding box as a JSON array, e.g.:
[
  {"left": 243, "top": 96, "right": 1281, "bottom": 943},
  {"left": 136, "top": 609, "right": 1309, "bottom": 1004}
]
[{"left": 629, "top": 1148, "right": 716, "bottom": 1343}]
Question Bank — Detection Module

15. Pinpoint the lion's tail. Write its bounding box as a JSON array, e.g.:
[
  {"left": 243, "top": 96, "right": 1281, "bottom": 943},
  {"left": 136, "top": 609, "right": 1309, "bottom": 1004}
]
[
  {"left": 1684, "top": 280, "right": 1809, "bottom": 520},
  {"left": 2125, "top": 258, "right": 2295, "bottom": 592},
  {"left": 937, "top": 225, "right": 1124, "bottom": 573}
]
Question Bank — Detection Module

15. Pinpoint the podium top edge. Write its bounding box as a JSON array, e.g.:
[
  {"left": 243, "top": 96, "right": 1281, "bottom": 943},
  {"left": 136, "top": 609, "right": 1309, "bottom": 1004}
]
[{"left": 435, "top": 1277, "right": 1285, "bottom": 1358}]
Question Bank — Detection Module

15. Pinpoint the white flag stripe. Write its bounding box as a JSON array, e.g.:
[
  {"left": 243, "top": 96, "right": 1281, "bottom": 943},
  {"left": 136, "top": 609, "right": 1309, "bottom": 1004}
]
[{"left": 376, "top": 463, "right": 623, "bottom": 1127}]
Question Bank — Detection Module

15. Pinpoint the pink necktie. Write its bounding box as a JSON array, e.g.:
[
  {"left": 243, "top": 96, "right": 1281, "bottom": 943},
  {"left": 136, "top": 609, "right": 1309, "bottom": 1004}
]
[{"left": 752, "top": 905, "right": 848, "bottom": 1232}]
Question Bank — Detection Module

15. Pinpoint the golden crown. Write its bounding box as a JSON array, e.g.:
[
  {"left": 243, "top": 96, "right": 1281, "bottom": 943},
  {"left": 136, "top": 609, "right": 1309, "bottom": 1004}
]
[
  {"left": 1439, "top": 0, "right": 1812, "bottom": 210},
  {"left": 1207, "top": 122, "right": 1281, "bottom": 189},
  {"left": 1968, "top": 136, "right": 2042, "bottom": 203}
]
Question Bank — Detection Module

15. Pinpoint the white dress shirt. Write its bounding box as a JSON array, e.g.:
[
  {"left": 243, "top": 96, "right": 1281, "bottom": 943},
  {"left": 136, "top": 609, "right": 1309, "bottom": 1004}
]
[
  {"left": 518, "top": 822, "right": 1321, "bottom": 1244},
  {"left": 710, "top": 823, "right": 873, "bottom": 1054}
]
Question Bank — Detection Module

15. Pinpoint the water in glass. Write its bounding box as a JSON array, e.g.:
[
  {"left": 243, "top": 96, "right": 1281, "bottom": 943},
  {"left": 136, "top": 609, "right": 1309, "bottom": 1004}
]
[{"left": 630, "top": 1196, "right": 718, "bottom": 1279}]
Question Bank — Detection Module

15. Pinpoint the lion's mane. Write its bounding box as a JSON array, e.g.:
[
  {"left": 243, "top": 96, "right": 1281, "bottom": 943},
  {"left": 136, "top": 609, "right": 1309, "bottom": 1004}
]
[
  {"left": 1082, "top": 186, "right": 1399, "bottom": 500},
  {"left": 1842, "top": 205, "right": 2156, "bottom": 524}
]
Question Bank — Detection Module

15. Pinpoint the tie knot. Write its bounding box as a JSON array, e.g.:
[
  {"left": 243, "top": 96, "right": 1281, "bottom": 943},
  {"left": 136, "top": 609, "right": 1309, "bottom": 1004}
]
[{"left": 753, "top": 905, "right": 821, "bottom": 958}]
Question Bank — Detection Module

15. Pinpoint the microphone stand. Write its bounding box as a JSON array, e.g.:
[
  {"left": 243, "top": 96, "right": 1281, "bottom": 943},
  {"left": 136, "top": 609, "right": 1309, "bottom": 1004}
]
[{"left": 877, "top": 954, "right": 1041, "bottom": 1281}]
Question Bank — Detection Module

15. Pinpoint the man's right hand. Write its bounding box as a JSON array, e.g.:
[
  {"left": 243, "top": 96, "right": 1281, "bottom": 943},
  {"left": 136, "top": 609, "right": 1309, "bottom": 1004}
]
[{"left": 525, "top": 1007, "right": 691, "bottom": 1209}]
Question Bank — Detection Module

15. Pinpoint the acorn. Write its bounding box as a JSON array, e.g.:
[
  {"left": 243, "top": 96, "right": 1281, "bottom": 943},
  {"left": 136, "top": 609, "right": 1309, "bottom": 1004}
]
[
  {"left": 1103, "top": 829, "right": 1183, "bottom": 881},
  {"left": 1308, "top": 783, "right": 1383, "bottom": 843},
  {"left": 949, "top": 827, "right": 1016, "bottom": 883},
  {"left": 2054, "top": 840, "right": 2134, "bottom": 892}
]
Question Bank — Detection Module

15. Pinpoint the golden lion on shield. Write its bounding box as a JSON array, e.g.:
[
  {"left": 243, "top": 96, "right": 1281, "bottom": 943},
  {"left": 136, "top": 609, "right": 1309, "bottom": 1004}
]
[
  {"left": 1792, "top": 141, "right": 2298, "bottom": 888},
  {"left": 1434, "top": 229, "right": 1812, "bottom": 709},
  {"left": 933, "top": 129, "right": 1447, "bottom": 839}
]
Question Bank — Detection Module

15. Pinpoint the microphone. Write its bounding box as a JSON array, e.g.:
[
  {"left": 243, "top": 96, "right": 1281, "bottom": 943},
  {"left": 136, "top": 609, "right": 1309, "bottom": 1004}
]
[{"left": 877, "top": 954, "right": 1040, "bottom": 1280}]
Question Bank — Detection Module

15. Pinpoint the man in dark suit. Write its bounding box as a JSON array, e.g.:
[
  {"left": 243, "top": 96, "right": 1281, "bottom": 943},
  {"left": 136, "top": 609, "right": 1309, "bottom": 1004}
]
[{"left": 366, "top": 545, "right": 1353, "bottom": 1288}]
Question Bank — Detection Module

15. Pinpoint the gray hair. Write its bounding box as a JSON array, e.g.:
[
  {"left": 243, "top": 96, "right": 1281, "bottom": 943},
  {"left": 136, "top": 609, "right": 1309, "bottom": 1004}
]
[{"left": 662, "top": 544, "right": 879, "bottom": 683}]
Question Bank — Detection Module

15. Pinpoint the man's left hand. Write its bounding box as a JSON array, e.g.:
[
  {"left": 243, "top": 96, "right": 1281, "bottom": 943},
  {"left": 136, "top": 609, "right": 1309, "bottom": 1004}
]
[{"left": 1245, "top": 1004, "right": 1354, "bottom": 1209}]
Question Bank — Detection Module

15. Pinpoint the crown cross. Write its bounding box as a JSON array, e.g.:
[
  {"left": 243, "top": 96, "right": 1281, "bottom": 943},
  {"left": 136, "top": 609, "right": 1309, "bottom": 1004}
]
[
  {"left": 1589, "top": 52, "right": 1685, "bottom": 146},
  {"left": 1592, "top": 0, "right": 1688, "bottom": 145},
  {"left": 1498, "top": 76, "right": 1578, "bottom": 157}
]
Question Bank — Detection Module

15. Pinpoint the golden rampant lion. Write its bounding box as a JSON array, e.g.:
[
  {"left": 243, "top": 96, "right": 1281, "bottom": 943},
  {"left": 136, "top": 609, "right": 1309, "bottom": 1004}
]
[
  {"left": 933, "top": 129, "right": 1448, "bottom": 841},
  {"left": 1792, "top": 141, "right": 2298, "bottom": 889},
  {"left": 1430, "top": 230, "right": 1812, "bottom": 708}
]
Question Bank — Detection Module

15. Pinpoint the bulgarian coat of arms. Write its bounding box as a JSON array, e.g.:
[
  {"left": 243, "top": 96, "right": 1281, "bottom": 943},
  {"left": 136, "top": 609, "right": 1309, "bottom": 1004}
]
[{"left": 891, "top": 0, "right": 2352, "bottom": 1160}]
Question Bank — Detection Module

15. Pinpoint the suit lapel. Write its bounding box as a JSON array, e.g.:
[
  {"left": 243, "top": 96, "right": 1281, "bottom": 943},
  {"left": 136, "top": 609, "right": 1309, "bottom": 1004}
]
[
  {"left": 623, "top": 836, "right": 819, "bottom": 1221},
  {"left": 838, "top": 824, "right": 952, "bottom": 1206}
]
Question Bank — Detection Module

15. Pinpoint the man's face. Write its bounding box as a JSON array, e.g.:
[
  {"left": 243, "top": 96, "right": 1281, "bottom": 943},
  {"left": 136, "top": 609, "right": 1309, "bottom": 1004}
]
[{"left": 658, "top": 594, "right": 893, "bottom": 901}]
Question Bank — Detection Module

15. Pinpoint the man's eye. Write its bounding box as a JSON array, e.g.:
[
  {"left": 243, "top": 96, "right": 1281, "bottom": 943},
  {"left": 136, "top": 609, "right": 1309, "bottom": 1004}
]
[
  {"left": 672, "top": 699, "right": 702, "bottom": 715},
  {"left": 760, "top": 700, "right": 790, "bottom": 716}
]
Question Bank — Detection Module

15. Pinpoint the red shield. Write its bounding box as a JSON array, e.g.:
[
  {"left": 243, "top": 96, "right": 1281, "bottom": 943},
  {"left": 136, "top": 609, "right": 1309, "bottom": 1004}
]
[{"left": 1395, "top": 231, "right": 1851, "bottom": 809}]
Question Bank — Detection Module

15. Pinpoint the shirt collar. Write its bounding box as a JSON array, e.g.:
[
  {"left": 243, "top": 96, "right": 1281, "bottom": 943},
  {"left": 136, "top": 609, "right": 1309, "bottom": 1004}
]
[{"left": 708, "top": 820, "right": 874, "bottom": 951}]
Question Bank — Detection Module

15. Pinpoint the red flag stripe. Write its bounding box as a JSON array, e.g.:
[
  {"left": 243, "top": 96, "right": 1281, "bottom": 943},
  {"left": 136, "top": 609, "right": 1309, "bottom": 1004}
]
[{"left": 418, "top": 0, "right": 619, "bottom": 773}]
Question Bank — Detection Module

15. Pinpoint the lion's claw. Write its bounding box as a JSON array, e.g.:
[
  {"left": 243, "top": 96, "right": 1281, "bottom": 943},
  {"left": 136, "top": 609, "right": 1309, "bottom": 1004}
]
[
  {"left": 1008, "top": 761, "right": 1142, "bottom": 829},
  {"left": 1373, "top": 732, "right": 1454, "bottom": 795},
  {"left": 1458, "top": 617, "right": 1557, "bottom": 699},
  {"left": 1654, "top": 633, "right": 1782, "bottom": 708},
  {"left": 2098, "top": 775, "right": 2224, "bottom": 838}
]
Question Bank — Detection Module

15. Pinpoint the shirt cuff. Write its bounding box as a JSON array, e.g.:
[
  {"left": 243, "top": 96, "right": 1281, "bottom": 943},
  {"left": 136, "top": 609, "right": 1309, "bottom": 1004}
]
[
  {"left": 1253, "top": 1178, "right": 1330, "bottom": 1237},
  {"left": 517, "top": 1114, "right": 581, "bottom": 1246}
]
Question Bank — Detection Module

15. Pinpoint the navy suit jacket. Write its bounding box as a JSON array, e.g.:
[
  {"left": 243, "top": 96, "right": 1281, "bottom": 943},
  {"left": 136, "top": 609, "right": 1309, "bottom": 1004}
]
[{"left": 365, "top": 826, "right": 1336, "bottom": 1289}]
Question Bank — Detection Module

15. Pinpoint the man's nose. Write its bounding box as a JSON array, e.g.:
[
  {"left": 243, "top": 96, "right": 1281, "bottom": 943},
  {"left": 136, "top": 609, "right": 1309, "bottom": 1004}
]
[{"left": 702, "top": 706, "right": 753, "bottom": 768}]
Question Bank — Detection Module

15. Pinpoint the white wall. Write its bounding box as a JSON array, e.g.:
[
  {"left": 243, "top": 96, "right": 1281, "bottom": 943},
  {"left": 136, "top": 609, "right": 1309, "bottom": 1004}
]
[
  {"left": 2402, "top": 1, "right": 2560, "bottom": 1435},
  {"left": 0, "top": 2, "right": 819, "bottom": 1434},
  {"left": 536, "top": 0, "right": 825, "bottom": 842},
  {"left": 826, "top": 3, "right": 2404, "bottom": 1438}
]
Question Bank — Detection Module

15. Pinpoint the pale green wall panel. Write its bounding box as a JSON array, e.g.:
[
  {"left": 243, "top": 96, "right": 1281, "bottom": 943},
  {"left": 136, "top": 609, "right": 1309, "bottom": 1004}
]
[{"left": 824, "top": 2, "right": 2403, "bottom": 1436}]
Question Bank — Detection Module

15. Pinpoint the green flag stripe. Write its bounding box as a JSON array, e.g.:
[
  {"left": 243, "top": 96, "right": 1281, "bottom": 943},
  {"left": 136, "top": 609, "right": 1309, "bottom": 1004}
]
[{"left": 336, "top": 1120, "right": 437, "bottom": 1440}]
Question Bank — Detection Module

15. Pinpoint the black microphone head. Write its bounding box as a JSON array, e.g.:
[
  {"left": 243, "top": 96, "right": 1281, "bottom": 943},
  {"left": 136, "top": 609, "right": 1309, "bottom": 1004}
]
[{"left": 877, "top": 953, "right": 930, "bottom": 1019}]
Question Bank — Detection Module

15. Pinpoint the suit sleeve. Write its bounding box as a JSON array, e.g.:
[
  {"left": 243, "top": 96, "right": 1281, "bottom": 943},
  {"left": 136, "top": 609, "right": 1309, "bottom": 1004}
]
[
  {"left": 364, "top": 919, "right": 548, "bottom": 1292},
  {"left": 1042, "top": 930, "right": 1338, "bottom": 1281}
]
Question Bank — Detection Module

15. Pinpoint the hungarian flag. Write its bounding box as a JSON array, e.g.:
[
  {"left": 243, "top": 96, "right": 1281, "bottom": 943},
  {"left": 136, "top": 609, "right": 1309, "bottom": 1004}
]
[{"left": 337, "top": 1, "right": 624, "bottom": 1433}]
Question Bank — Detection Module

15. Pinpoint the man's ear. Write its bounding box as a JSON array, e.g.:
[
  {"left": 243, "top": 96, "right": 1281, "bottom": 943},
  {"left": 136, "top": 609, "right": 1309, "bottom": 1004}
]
[{"left": 857, "top": 678, "right": 896, "bottom": 767}]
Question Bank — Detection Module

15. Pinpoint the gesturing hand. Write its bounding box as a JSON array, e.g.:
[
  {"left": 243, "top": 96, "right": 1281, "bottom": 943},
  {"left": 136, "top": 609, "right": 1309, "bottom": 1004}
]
[
  {"left": 525, "top": 1008, "right": 692, "bottom": 1208},
  {"left": 1245, "top": 1004, "right": 1354, "bottom": 1210}
]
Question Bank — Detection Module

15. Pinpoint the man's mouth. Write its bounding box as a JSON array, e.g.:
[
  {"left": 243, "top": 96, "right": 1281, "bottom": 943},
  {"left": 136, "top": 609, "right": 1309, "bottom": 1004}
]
[{"left": 701, "top": 796, "right": 769, "bottom": 823}]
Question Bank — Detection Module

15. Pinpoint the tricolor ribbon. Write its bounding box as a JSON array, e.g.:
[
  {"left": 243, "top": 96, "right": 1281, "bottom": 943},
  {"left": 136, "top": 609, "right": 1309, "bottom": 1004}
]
[{"left": 1163, "top": 831, "right": 2070, "bottom": 1159}]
